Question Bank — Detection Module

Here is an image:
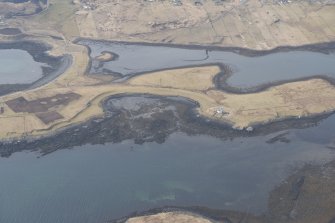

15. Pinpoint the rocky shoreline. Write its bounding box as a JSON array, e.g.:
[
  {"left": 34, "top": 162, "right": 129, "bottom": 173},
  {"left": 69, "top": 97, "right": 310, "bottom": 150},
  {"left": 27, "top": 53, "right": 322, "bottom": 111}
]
[
  {"left": 112, "top": 160, "right": 335, "bottom": 223},
  {"left": 0, "top": 93, "right": 332, "bottom": 157}
]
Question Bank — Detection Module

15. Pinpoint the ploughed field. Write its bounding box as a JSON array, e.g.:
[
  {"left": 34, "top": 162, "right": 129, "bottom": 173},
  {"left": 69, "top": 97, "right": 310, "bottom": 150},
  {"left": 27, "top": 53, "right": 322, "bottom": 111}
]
[
  {"left": 0, "top": 40, "right": 334, "bottom": 139},
  {"left": 0, "top": 37, "right": 335, "bottom": 223},
  {"left": 1, "top": 0, "right": 335, "bottom": 222},
  {"left": 1, "top": 94, "right": 335, "bottom": 223}
]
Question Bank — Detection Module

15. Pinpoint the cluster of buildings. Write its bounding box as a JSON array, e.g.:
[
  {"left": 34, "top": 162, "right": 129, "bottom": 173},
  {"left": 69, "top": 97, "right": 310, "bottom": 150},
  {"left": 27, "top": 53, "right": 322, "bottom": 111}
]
[
  {"left": 76, "top": 0, "right": 97, "bottom": 10},
  {"left": 144, "top": 0, "right": 226, "bottom": 6},
  {"left": 171, "top": 0, "right": 226, "bottom": 5},
  {"left": 78, "top": 0, "right": 227, "bottom": 10}
]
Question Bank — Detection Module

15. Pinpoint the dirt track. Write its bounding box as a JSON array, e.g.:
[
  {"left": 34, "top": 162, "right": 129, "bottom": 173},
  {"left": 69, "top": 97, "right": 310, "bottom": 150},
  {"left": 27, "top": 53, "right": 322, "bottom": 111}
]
[
  {"left": 74, "top": 0, "right": 335, "bottom": 50},
  {"left": 0, "top": 0, "right": 334, "bottom": 140}
]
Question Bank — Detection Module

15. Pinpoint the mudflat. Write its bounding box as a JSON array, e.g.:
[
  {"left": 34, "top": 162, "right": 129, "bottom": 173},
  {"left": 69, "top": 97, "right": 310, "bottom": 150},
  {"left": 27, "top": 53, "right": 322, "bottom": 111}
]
[{"left": 0, "top": 0, "right": 335, "bottom": 223}]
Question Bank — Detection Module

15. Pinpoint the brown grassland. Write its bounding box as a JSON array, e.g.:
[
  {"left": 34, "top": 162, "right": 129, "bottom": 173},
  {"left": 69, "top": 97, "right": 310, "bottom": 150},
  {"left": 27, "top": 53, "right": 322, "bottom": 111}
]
[
  {"left": 1, "top": 0, "right": 335, "bottom": 222},
  {"left": 0, "top": 0, "right": 334, "bottom": 140}
]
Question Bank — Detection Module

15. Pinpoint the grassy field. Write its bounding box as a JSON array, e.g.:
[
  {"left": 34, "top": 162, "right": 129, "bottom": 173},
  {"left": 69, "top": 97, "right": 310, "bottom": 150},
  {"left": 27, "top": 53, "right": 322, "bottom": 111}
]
[
  {"left": 128, "top": 66, "right": 220, "bottom": 91},
  {"left": 1, "top": 0, "right": 335, "bottom": 140},
  {"left": 125, "top": 212, "right": 213, "bottom": 223},
  {"left": 74, "top": 0, "right": 335, "bottom": 50},
  {"left": 1, "top": 56, "right": 335, "bottom": 140},
  {"left": 28, "top": 0, "right": 79, "bottom": 38}
]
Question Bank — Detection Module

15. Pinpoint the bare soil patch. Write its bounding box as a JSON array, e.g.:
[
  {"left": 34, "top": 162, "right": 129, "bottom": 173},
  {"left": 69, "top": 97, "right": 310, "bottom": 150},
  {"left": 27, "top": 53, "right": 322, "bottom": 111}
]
[
  {"left": 35, "top": 111, "right": 64, "bottom": 124},
  {"left": 6, "top": 92, "right": 81, "bottom": 113}
]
